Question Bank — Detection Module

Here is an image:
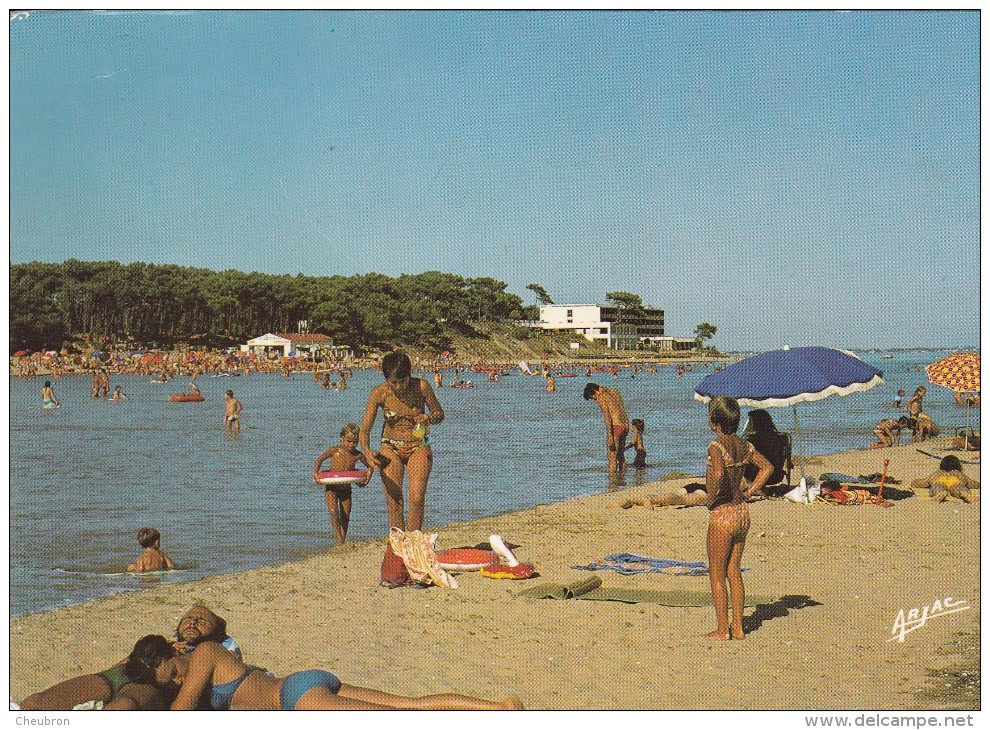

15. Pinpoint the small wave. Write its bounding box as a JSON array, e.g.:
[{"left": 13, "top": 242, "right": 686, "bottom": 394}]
[{"left": 53, "top": 567, "right": 190, "bottom": 577}]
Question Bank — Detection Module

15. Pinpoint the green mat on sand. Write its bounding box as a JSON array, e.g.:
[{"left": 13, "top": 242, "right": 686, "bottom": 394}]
[
  {"left": 516, "top": 576, "right": 604, "bottom": 599},
  {"left": 517, "top": 578, "right": 775, "bottom": 607}
]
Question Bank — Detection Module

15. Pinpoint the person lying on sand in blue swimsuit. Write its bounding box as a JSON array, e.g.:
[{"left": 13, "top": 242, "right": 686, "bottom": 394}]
[
  {"left": 19, "top": 605, "right": 240, "bottom": 711},
  {"left": 126, "top": 635, "right": 522, "bottom": 710}
]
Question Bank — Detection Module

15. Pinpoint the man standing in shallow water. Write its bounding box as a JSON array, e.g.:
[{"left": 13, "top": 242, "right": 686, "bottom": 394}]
[
  {"left": 224, "top": 389, "right": 243, "bottom": 432},
  {"left": 583, "top": 382, "right": 630, "bottom": 473}
]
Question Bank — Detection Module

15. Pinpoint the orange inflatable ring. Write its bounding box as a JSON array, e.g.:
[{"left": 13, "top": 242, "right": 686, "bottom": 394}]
[
  {"left": 169, "top": 393, "right": 204, "bottom": 402},
  {"left": 480, "top": 562, "right": 536, "bottom": 580},
  {"left": 436, "top": 549, "right": 498, "bottom": 571}
]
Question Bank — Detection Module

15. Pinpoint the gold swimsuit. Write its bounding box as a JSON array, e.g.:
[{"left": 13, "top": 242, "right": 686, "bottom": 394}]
[{"left": 707, "top": 440, "right": 753, "bottom": 539}]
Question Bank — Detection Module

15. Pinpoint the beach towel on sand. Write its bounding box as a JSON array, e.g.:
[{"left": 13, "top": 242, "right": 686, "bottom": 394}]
[
  {"left": 574, "top": 553, "right": 710, "bottom": 576},
  {"left": 819, "top": 472, "right": 901, "bottom": 486},
  {"left": 387, "top": 528, "right": 459, "bottom": 588}
]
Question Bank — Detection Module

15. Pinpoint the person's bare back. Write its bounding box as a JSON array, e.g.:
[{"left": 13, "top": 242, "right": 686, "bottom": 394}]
[
  {"left": 598, "top": 388, "right": 629, "bottom": 430},
  {"left": 127, "top": 547, "right": 175, "bottom": 573},
  {"left": 126, "top": 527, "right": 175, "bottom": 572},
  {"left": 583, "top": 383, "right": 630, "bottom": 473}
]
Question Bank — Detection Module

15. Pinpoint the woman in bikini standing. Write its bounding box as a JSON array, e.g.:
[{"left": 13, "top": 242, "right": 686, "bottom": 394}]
[
  {"left": 360, "top": 351, "right": 444, "bottom": 531},
  {"left": 704, "top": 396, "right": 773, "bottom": 640}
]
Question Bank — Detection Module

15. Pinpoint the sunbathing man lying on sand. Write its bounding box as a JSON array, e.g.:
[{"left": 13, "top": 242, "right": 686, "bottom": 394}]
[
  {"left": 126, "top": 635, "right": 523, "bottom": 710},
  {"left": 19, "top": 605, "right": 239, "bottom": 711}
]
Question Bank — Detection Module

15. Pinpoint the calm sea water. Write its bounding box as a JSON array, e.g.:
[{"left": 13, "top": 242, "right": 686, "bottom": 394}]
[{"left": 9, "top": 350, "right": 975, "bottom": 617}]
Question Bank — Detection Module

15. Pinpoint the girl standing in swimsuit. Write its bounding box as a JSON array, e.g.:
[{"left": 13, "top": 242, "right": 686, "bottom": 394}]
[
  {"left": 360, "top": 351, "right": 444, "bottom": 531},
  {"left": 704, "top": 396, "right": 772, "bottom": 640},
  {"left": 126, "top": 635, "right": 521, "bottom": 710}
]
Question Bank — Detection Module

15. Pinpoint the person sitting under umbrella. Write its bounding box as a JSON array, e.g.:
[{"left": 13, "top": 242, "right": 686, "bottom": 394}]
[{"left": 742, "top": 409, "right": 793, "bottom": 492}]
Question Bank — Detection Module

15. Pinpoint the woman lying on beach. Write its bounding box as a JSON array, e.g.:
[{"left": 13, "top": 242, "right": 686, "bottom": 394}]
[
  {"left": 704, "top": 396, "right": 773, "bottom": 641},
  {"left": 614, "top": 484, "right": 709, "bottom": 509},
  {"left": 20, "top": 605, "right": 237, "bottom": 711},
  {"left": 126, "top": 635, "right": 522, "bottom": 710},
  {"left": 910, "top": 455, "right": 980, "bottom": 504}
]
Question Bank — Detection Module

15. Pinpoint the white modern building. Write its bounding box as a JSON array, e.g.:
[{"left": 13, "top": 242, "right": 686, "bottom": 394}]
[{"left": 536, "top": 304, "right": 668, "bottom": 350}]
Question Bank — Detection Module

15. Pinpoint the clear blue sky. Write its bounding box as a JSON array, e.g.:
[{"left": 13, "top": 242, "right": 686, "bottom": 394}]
[{"left": 9, "top": 10, "right": 980, "bottom": 351}]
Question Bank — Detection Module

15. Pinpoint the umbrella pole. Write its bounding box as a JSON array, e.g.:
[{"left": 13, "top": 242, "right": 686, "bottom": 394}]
[
  {"left": 793, "top": 404, "right": 806, "bottom": 483},
  {"left": 966, "top": 400, "right": 971, "bottom": 450}
]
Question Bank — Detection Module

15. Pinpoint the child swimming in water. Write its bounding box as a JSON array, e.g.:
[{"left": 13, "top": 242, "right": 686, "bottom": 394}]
[
  {"left": 127, "top": 527, "right": 175, "bottom": 572},
  {"left": 313, "top": 423, "right": 373, "bottom": 544}
]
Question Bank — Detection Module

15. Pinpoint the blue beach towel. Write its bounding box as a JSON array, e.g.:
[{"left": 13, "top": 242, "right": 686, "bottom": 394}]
[{"left": 574, "top": 553, "right": 710, "bottom": 576}]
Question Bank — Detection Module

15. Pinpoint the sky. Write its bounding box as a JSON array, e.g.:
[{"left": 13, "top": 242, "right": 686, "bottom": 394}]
[{"left": 8, "top": 9, "right": 982, "bottom": 351}]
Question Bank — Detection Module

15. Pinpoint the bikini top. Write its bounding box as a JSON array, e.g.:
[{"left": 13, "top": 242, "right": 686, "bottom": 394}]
[
  {"left": 210, "top": 667, "right": 263, "bottom": 710},
  {"left": 709, "top": 440, "right": 754, "bottom": 469},
  {"left": 382, "top": 382, "right": 425, "bottom": 428},
  {"left": 932, "top": 471, "right": 963, "bottom": 490},
  {"left": 707, "top": 439, "right": 754, "bottom": 510}
]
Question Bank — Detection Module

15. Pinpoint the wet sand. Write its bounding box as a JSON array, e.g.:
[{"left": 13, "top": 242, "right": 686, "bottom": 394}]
[{"left": 9, "top": 440, "right": 980, "bottom": 710}]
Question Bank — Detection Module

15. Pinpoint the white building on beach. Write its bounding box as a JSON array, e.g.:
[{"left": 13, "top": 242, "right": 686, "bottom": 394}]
[
  {"left": 242, "top": 333, "right": 348, "bottom": 359},
  {"left": 534, "top": 304, "right": 692, "bottom": 351}
]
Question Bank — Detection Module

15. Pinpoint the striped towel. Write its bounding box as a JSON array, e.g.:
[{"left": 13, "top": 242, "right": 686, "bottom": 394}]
[{"left": 388, "top": 528, "right": 459, "bottom": 589}]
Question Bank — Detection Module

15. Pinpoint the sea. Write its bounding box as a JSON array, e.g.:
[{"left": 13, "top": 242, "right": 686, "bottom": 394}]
[{"left": 8, "top": 349, "right": 977, "bottom": 617}]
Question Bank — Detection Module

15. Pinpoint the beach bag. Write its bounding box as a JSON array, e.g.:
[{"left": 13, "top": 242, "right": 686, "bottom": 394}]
[{"left": 380, "top": 542, "right": 410, "bottom": 587}]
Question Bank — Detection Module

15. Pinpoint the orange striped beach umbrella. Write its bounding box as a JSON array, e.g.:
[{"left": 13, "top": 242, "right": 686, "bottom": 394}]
[{"left": 925, "top": 352, "right": 980, "bottom": 394}]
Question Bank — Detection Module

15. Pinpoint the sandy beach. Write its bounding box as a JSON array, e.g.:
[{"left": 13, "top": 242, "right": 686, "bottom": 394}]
[{"left": 9, "top": 439, "right": 979, "bottom": 711}]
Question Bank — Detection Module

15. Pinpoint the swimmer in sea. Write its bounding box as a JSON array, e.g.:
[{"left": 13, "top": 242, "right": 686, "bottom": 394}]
[
  {"left": 127, "top": 527, "right": 176, "bottom": 573},
  {"left": 41, "top": 380, "right": 60, "bottom": 408},
  {"left": 360, "top": 351, "right": 444, "bottom": 531},
  {"left": 109, "top": 385, "right": 127, "bottom": 402}
]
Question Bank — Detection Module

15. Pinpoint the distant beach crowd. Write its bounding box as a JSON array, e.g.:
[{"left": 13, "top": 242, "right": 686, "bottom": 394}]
[{"left": 8, "top": 344, "right": 729, "bottom": 381}]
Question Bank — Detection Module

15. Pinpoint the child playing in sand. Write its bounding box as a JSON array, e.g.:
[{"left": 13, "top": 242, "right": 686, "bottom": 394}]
[
  {"left": 625, "top": 418, "right": 647, "bottom": 467},
  {"left": 913, "top": 412, "right": 940, "bottom": 442},
  {"left": 127, "top": 528, "right": 176, "bottom": 572},
  {"left": 869, "top": 416, "right": 910, "bottom": 448},
  {"left": 910, "top": 455, "right": 979, "bottom": 503},
  {"left": 313, "top": 423, "right": 374, "bottom": 544}
]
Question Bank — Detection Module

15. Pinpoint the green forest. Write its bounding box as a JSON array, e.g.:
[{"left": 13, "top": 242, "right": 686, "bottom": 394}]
[{"left": 9, "top": 260, "right": 535, "bottom": 353}]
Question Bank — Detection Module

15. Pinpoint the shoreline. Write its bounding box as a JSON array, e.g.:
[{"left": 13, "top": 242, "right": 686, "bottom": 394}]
[
  {"left": 9, "top": 352, "right": 739, "bottom": 379},
  {"left": 9, "top": 439, "right": 980, "bottom": 710}
]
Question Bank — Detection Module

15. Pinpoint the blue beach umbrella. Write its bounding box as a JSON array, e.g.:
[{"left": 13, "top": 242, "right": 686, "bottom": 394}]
[{"left": 694, "top": 346, "right": 885, "bottom": 482}]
